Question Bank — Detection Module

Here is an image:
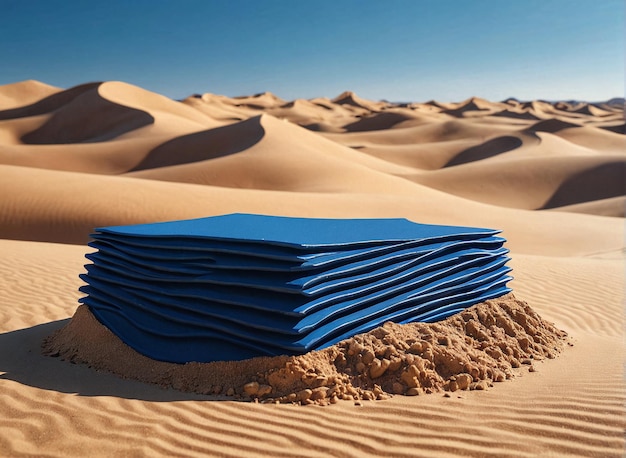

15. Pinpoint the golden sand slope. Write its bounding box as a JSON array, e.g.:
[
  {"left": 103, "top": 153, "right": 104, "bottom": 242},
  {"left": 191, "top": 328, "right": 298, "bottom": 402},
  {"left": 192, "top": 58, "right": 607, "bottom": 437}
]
[{"left": 0, "top": 80, "right": 624, "bottom": 456}]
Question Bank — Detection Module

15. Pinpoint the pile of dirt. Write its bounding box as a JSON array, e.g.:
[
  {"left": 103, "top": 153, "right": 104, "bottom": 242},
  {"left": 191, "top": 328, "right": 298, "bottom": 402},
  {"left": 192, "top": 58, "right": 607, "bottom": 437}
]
[{"left": 43, "top": 293, "right": 568, "bottom": 405}]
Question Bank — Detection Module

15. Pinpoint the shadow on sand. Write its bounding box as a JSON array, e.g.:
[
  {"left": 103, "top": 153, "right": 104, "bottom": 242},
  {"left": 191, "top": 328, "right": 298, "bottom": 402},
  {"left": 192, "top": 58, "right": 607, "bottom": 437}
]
[{"left": 0, "top": 320, "right": 213, "bottom": 402}]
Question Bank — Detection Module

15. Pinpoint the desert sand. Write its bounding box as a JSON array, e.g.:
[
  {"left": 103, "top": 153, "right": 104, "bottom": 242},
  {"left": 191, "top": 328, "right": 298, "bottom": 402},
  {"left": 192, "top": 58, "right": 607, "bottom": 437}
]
[{"left": 0, "top": 80, "right": 624, "bottom": 456}]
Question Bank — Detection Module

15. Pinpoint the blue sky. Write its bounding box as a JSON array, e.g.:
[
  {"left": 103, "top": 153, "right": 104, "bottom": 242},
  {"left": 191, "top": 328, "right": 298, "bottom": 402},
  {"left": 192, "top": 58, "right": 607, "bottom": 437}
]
[{"left": 1, "top": 0, "right": 623, "bottom": 101}]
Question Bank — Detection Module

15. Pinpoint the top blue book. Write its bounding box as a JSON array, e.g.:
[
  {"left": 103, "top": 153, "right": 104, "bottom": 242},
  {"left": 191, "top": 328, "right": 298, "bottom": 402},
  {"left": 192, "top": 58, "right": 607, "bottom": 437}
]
[{"left": 94, "top": 214, "right": 500, "bottom": 250}]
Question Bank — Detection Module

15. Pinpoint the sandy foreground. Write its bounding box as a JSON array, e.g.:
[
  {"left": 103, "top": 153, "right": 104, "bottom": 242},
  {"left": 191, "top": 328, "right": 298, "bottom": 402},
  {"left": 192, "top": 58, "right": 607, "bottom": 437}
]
[{"left": 0, "top": 80, "right": 624, "bottom": 456}]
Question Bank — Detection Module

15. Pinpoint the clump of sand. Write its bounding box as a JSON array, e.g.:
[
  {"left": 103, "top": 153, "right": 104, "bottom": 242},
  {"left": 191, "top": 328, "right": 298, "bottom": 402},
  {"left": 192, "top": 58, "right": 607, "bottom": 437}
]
[{"left": 43, "top": 293, "right": 567, "bottom": 405}]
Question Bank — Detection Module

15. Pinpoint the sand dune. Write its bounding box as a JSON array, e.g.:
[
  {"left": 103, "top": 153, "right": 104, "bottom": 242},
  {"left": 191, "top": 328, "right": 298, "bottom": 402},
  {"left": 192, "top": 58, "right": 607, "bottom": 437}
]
[
  {"left": 0, "top": 80, "right": 60, "bottom": 108},
  {"left": 231, "top": 91, "right": 286, "bottom": 109},
  {"left": 548, "top": 195, "right": 626, "bottom": 217},
  {"left": 408, "top": 155, "right": 626, "bottom": 210},
  {"left": 21, "top": 83, "right": 155, "bottom": 144},
  {"left": 332, "top": 90, "right": 385, "bottom": 112},
  {"left": 551, "top": 125, "right": 625, "bottom": 151},
  {"left": 126, "top": 115, "right": 419, "bottom": 191},
  {"left": 182, "top": 93, "right": 257, "bottom": 122},
  {"left": 0, "top": 79, "right": 624, "bottom": 456},
  {"left": 1, "top": 163, "right": 622, "bottom": 257},
  {"left": 0, "top": 80, "right": 73, "bottom": 115}
]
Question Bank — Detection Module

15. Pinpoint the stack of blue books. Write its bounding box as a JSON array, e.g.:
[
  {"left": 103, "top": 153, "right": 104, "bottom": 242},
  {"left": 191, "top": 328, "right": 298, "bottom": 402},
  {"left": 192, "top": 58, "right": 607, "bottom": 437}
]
[{"left": 79, "top": 214, "right": 512, "bottom": 363}]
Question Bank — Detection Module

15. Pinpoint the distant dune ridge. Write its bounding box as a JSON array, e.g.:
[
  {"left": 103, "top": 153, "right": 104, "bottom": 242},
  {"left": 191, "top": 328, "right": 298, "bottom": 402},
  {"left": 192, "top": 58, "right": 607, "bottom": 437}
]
[{"left": 0, "top": 80, "right": 624, "bottom": 456}]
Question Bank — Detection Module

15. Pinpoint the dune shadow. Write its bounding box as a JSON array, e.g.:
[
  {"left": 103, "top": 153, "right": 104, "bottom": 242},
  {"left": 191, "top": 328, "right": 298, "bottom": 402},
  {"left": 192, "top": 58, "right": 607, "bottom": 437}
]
[
  {"left": 526, "top": 118, "right": 581, "bottom": 134},
  {"left": 309, "top": 101, "right": 334, "bottom": 111},
  {"left": 0, "top": 81, "right": 155, "bottom": 144},
  {"left": 443, "top": 100, "right": 490, "bottom": 118},
  {"left": 130, "top": 116, "right": 265, "bottom": 171},
  {"left": 0, "top": 320, "right": 212, "bottom": 401},
  {"left": 22, "top": 92, "right": 155, "bottom": 144},
  {"left": 600, "top": 123, "right": 625, "bottom": 134},
  {"left": 541, "top": 161, "right": 626, "bottom": 209},
  {"left": 0, "top": 82, "right": 100, "bottom": 120},
  {"left": 344, "top": 112, "right": 413, "bottom": 132},
  {"left": 302, "top": 122, "right": 343, "bottom": 133},
  {"left": 491, "top": 109, "right": 541, "bottom": 120},
  {"left": 444, "top": 136, "right": 523, "bottom": 167}
]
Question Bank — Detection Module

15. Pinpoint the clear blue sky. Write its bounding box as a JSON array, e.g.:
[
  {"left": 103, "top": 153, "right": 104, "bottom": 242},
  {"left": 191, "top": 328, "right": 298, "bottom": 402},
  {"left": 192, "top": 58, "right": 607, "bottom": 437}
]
[{"left": 1, "top": 0, "right": 623, "bottom": 101}]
